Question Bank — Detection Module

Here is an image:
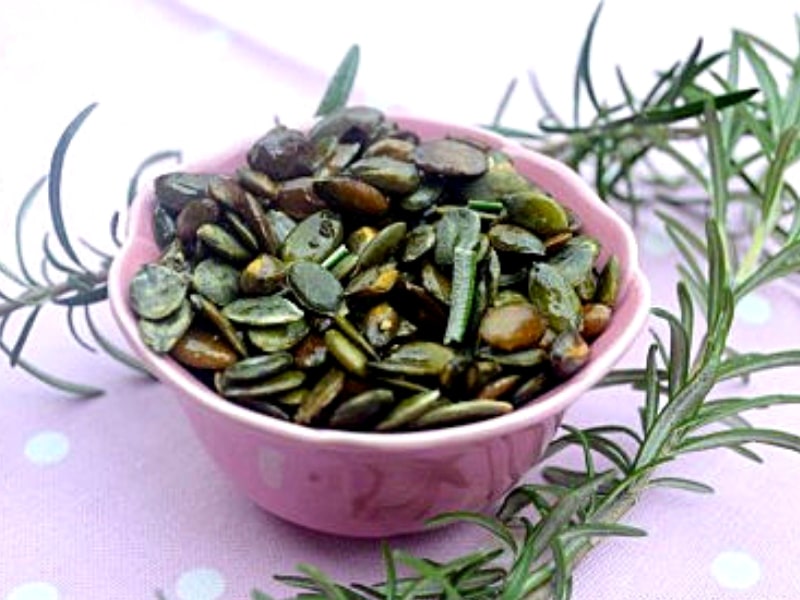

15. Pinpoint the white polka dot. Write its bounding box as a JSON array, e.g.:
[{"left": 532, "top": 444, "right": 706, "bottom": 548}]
[
  {"left": 711, "top": 551, "right": 761, "bottom": 589},
  {"left": 24, "top": 432, "right": 70, "bottom": 465},
  {"left": 738, "top": 293, "right": 772, "bottom": 325},
  {"left": 176, "top": 568, "right": 226, "bottom": 600},
  {"left": 642, "top": 227, "right": 673, "bottom": 257},
  {"left": 6, "top": 582, "right": 59, "bottom": 600}
]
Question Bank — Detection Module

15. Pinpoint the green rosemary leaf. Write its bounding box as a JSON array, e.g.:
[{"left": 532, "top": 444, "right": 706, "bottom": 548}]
[
  {"left": 427, "top": 512, "right": 516, "bottom": 553},
  {"left": 492, "top": 78, "right": 517, "bottom": 127},
  {"left": 615, "top": 66, "right": 635, "bottom": 110},
  {"left": 43, "top": 234, "right": 83, "bottom": 277},
  {"left": 652, "top": 308, "right": 689, "bottom": 396},
  {"left": 676, "top": 281, "right": 694, "bottom": 346},
  {"left": 525, "top": 471, "right": 617, "bottom": 566},
  {"left": 780, "top": 67, "right": 800, "bottom": 130},
  {"left": 642, "top": 345, "right": 661, "bottom": 434},
  {"left": 394, "top": 552, "right": 462, "bottom": 600},
  {"left": 48, "top": 103, "right": 97, "bottom": 268},
  {"left": 16, "top": 175, "right": 48, "bottom": 286},
  {"left": 529, "top": 71, "right": 564, "bottom": 125},
  {"left": 599, "top": 367, "right": 665, "bottom": 388},
  {"left": 497, "top": 485, "right": 561, "bottom": 523},
  {"left": 0, "top": 261, "right": 27, "bottom": 287},
  {"left": 636, "top": 89, "right": 758, "bottom": 126},
  {"left": 110, "top": 211, "right": 123, "bottom": 248},
  {"left": 704, "top": 219, "right": 728, "bottom": 329},
  {"left": 316, "top": 44, "right": 360, "bottom": 117},
  {"left": 558, "top": 522, "right": 647, "bottom": 542},
  {"left": 0, "top": 335, "right": 103, "bottom": 398},
  {"left": 736, "top": 239, "right": 800, "bottom": 297},
  {"left": 549, "top": 537, "right": 573, "bottom": 600},
  {"left": 691, "top": 395, "right": 800, "bottom": 430},
  {"left": 545, "top": 429, "right": 632, "bottom": 473},
  {"left": 573, "top": 1, "right": 604, "bottom": 123},
  {"left": 641, "top": 61, "right": 680, "bottom": 109},
  {"left": 678, "top": 428, "right": 800, "bottom": 456},
  {"left": 718, "top": 349, "right": 800, "bottom": 381},
  {"left": 502, "top": 519, "right": 539, "bottom": 600},
  {"left": 657, "top": 39, "right": 704, "bottom": 107},
  {"left": 380, "top": 541, "right": 398, "bottom": 600},
  {"left": 737, "top": 34, "right": 783, "bottom": 136},
  {"left": 648, "top": 476, "right": 714, "bottom": 494},
  {"left": 83, "top": 306, "right": 151, "bottom": 376},
  {"left": 66, "top": 305, "right": 96, "bottom": 353},
  {"left": 53, "top": 284, "right": 107, "bottom": 307},
  {"left": 288, "top": 565, "right": 353, "bottom": 600},
  {"left": 8, "top": 306, "right": 42, "bottom": 366},
  {"left": 662, "top": 223, "right": 706, "bottom": 297},
  {"left": 734, "top": 29, "right": 794, "bottom": 67},
  {"left": 704, "top": 107, "right": 730, "bottom": 236},
  {"left": 127, "top": 150, "right": 182, "bottom": 207}
]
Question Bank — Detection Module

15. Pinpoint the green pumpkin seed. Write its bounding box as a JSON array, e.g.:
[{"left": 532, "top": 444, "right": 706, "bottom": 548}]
[
  {"left": 137, "top": 299, "right": 193, "bottom": 353},
  {"left": 287, "top": 261, "right": 343, "bottom": 314},
  {"left": 280, "top": 210, "right": 344, "bottom": 263},
  {"left": 503, "top": 190, "right": 570, "bottom": 237},
  {"left": 459, "top": 166, "right": 531, "bottom": 201},
  {"left": 239, "top": 254, "right": 285, "bottom": 296},
  {"left": 236, "top": 166, "right": 280, "bottom": 199},
  {"left": 328, "top": 388, "right": 395, "bottom": 429},
  {"left": 364, "top": 302, "right": 401, "bottom": 349},
  {"left": 265, "top": 209, "right": 297, "bottom": 246},
  {"left": 130, "top": 264, "right": 188, "bottom": 320},
  {"left": 488, "top": 224, "right": 546, "bottom": 255},
  {"left": 376, "top": 389, "right": 442, "bottom": 431},
  {"left": 223, "top": 210, "right": 260, "bottom": 253},
  {"left": 190, "top": 294, "right": 248, "bottom": 357},
  {"left": 248, "top": 319, "right": 310, "bottom": 352},
  {"left": 192, "top": 259, "right": 240, "bottom": 306},
  {"left": 344, "top": 263, "right": 399, "bottom": 298},
  {"left": 550, "top": 329, "right": 590, "bottom": 378},
  {"left": 476, "top": 374, "right": 521, "bottom": 400},
  {"left": 479, "top": 348, "right": 548, "bottom": 369},
  {"left": 155, "top": 172, "right": 219, "bottom": 215},
  {"left": 295, "top": 367, "right": 346, "bottom": 425},
  {"left": 348, "top": 156, "right": 420, "bottom": 194},
  {"left": 421, "top": 262, "right": 452, "bottom": 305},
  {"left": 222, "top": 369, "right": 306, "bottom": 399},
  {"left": 411, "top": 399, "right": 513, "bottom": 429},
  {"left": 595, "top": 255, "right": 621, "bottom": 307},
  {"left": 478, "top": 303, "right": 547, "bottom": 352},
  {"left": 221, "top": 352, "right": 294, "bottom": 383},
  {"left": 324, "top": 329, "right": 368, "bottom": 377},
  {"left": 512, "top": 373, "right": 550, "bottom": 405},
  {"left": 196, "top": 223, "right": 253, "bottom": 264},
  {"left": 528, "top": 263, "right": 583, "bottom": 332},
  {"left": 364, "top": 138, "right": 415, "bottom": 161},
  {"left": 402, "top": 224, "right": 436, "bottom": 263},
  {"left": 152, "top": 205, "right": 177, "bottom": 249},
  {"left": 356, "top": 222, "right": 407, "bottom": 271},
  {"left": 222, "top": 296, "right": 304, "bottom": 326},
  {"left": 400, "top": 182, "right": 443, "bottom": 212},
  {"left": 370, "top": 342, "right": 455, "bottom": 377},
  {"left": 550, "top": 236, "right": 601, "bottom": 287}
]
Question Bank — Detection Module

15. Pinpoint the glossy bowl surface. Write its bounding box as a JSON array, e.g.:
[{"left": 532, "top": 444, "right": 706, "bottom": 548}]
[{"left": 108, "top": 113, "right": 650, "bottom": 537}]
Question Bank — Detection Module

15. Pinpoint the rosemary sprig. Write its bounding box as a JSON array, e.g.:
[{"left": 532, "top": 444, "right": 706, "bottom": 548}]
[{"left": 262, "top": 9, "right": 800, "bottom": 600}]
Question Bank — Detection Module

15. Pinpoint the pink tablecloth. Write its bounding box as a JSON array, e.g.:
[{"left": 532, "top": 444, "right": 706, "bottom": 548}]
[{"left": 2, "top": 2, "right": 799, "bottom": 598}]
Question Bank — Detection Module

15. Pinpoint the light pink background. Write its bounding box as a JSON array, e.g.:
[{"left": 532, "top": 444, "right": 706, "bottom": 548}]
[{"left": 1, "top": 1, "right": 799, "bottom": 598}]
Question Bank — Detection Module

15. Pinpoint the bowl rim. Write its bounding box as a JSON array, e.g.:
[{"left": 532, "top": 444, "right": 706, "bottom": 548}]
[{"left": 108, "top": 111, "right": 651, "bottom": 453}]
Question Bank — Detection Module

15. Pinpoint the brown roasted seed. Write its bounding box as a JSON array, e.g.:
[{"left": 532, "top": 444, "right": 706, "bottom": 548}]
[
  {"left": 171, "top": 327, "right": 238, "bottom": 370},
  {"left": 479, "top": 304, "right": 547, "bottom": 352}
]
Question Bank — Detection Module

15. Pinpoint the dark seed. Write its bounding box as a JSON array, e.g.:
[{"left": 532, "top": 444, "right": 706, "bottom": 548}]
[
  {"left": 295, "top": 367, "right": 346, "bottom": 425},
  {"left": 328, "top": 389, "right": 395, "bottom": 430},
  {"left": 313, "top": 177, "right": 390, "bottom": 217},
  {"left": 550, "top": 329, "right": 590, "bottom": 378},
  {"left": 413, "top": 139, "right": 487, "bottom": 177},
  {"left": 274, "top": 177, "right": 327, "bottom": 220},
  {"left": 155, "top": 172, "right": 219, "bottom": 214},
  {"left": 171, "top": 327, "right": 238, "bottom": 370},
  {"left": 376, "top": 389, "right": 441, "bottom": 431},
  {"left": 581, "top": 303, "right": 612, "bottom": 339},
  {"left": 248, "top": 125, "right": 316, "bottom": 181},
  {"left": 411, "top": 400, "right": 513, "bottom": 429}
]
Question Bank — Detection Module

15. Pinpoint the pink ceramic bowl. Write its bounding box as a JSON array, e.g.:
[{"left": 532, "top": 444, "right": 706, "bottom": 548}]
[{"left": 108, "top": 113, "right": 650, "bottom": 538}]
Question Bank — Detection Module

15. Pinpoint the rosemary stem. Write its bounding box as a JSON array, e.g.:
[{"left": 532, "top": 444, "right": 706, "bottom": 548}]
[{"left": 0, "top": 268, "right": 108, "bottom": 319}]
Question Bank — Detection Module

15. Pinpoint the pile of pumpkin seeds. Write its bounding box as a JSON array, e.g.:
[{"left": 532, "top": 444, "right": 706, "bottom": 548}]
[{"left": 128, "top": 106, "right": 620, "bottom": 431}]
